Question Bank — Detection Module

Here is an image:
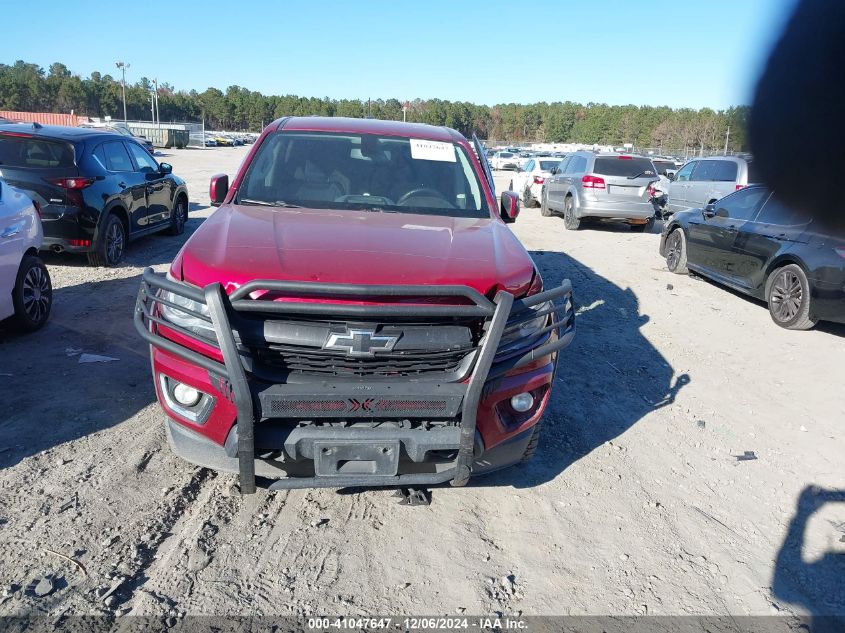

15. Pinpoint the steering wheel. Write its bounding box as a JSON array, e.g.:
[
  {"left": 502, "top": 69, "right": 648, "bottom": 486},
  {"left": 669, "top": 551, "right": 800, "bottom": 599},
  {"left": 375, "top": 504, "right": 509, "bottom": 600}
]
[{"left": 396, "top": 188, "right": 449, "bottom": 205}]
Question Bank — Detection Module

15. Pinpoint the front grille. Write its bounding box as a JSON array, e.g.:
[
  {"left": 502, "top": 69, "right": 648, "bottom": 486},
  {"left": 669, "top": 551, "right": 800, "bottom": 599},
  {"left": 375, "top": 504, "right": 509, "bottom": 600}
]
[{"left": 251, "top": 344, "right": 471, "bottom": 377}]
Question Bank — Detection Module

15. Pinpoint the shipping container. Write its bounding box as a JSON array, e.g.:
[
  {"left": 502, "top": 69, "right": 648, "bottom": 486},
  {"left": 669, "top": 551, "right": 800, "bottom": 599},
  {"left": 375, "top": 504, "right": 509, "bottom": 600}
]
[{"left": 0, "top": 110, "right": 90, "bottom": 127}]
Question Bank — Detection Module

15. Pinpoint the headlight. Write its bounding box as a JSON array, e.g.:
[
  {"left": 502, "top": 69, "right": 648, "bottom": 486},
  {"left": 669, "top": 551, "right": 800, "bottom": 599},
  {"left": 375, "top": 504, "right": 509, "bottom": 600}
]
[
  {"left": 498, "top": 300, "right": 553, "bottom": 351},
  {"left": 158, "top": 273, "right": 215, "bottom": 338}
]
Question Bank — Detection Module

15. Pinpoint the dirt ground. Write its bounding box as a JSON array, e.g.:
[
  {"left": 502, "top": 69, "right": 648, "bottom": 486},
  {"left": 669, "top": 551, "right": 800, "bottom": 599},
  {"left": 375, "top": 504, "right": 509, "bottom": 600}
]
[{"left": 0, "top": 146, "right": 843, "bottom": 620}]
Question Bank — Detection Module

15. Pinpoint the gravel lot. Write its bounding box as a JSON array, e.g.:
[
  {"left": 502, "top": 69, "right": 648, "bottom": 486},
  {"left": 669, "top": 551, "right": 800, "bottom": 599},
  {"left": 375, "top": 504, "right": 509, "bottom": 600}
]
[{"left": 0, "top": 145, "right": 843, "bottom": 619}]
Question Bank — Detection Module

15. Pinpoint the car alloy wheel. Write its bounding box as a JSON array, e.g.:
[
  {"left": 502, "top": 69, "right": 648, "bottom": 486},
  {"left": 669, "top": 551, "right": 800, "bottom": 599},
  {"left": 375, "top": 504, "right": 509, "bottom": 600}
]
[
  {"left": 22, "top": 263, "right": 51, "bottom": 324},
  {"left": 769, "top": 268, "right": 803, "bottom": 323},
  {"left": 106, "top": 219, "right": 125, "bottom": 264},
  {"left": 169, "top": 199, "right": 188, "bottom": 235},
  {"left": 666, "top": 231, "right": 683, "bottom": 269}
]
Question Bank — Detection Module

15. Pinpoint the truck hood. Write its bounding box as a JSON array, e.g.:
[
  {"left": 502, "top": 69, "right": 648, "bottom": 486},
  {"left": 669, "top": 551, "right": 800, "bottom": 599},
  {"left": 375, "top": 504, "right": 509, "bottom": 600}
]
[{"left": 176, "top": 205, "right": 536, "bottom": 298}]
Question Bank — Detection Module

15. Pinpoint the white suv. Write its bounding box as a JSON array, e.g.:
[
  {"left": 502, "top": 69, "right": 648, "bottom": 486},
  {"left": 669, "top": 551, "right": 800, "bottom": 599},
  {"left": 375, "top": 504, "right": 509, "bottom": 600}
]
[{"left": 0, "top": 179, "right": 52, "bottom": 332}]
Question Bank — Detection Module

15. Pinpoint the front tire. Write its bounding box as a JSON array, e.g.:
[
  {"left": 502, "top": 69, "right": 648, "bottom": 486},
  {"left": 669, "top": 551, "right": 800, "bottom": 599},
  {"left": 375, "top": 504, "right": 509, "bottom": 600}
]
[
  {"left": 766, "top": 264, "right": 817, "bottom": 330},
  {"left": 520, "top": 419, "right": 544, "bottom": 463},
  {"left": 563, "top": 196, "right": 580, "bottom": 230},
  {"left": 665, "top": 228, "right": 688, "bottom": 273},
  {"left": 88, "top": 214, "right": 126, "bottom": 267},
  {"left": 540, "top": 190, "right": 553, "bottom": 217},
  {"left": 12, "top": 255, "right": 52, "bottom": 332}
]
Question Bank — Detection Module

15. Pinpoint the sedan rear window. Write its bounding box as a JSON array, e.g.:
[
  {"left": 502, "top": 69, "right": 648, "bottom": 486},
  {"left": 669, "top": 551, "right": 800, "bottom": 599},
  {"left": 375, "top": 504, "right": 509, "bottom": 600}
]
[
  {"left": 593, "top": 156, "right": 656, "bottom": 178},
  {"left": 0, "top": 135, "right": 75, "bottom": 168}
]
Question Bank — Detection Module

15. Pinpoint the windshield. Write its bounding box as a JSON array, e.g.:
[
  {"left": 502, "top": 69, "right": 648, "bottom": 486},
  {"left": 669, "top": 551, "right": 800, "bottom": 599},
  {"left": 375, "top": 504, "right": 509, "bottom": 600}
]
[
  {"left": 237, "top": 131, "right": 489, "bottom": 218},
  {"left": 538, "top": 160, "right": 559, "bottom": 171}
]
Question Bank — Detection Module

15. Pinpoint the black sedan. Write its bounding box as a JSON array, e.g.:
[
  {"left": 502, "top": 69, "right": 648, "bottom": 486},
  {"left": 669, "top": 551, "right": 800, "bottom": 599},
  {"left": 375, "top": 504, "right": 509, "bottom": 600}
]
[
  {"left": 0, "top": 124, "right": 189, "bottom": 266},
  {"left": 659, "top": 185, "right": 845, "bottom": 329}
]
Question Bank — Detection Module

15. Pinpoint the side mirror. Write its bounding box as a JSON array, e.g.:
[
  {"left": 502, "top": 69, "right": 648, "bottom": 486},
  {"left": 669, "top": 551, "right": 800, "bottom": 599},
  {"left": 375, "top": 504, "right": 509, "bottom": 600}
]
[
  {"left": 209, "top": 174, "right": 229, "bottom": 206},
  {"left": 159, "top": 162, "right": 172, "bottom": 175},
  {"left": 500, "top": 191, "right": 520, "bottom": 223},
  {"left": 667, "top": 172, "right": 675, "bottom": 182}
]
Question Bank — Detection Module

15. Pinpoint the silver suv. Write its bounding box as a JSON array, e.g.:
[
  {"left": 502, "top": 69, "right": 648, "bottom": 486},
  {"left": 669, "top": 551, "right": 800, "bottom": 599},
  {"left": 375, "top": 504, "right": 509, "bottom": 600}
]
[
  {"left": 666, "top": 156, "right": 758, "bottom": 214},
  {"left": 541, "top": 152, "right": 658, "bottom": 231}
]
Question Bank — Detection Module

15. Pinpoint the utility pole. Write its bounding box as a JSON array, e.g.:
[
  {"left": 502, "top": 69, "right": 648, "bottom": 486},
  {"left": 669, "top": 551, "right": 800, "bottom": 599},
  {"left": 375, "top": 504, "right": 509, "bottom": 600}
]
[
  {"left": 724, "top": 125, "right": 731, "bottom": 154},
  {"left": 115, "top": 61, "right": 130, "bottom": 123},
  {"left": 153, "top": 78, "right": 160, "bottom": 128}
]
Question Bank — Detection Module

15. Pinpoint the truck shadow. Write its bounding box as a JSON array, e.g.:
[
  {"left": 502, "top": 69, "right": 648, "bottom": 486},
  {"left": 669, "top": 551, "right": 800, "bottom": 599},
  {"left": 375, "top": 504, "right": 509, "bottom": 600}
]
[
  {"left": 0, "top": 225, "right": 200, "bottom": 470},
  {"left": 772, "top": 486, "right": 845, "bottom": 632},
  {"left": 476, "top": 249, "right": 690, "bottom": 489}
]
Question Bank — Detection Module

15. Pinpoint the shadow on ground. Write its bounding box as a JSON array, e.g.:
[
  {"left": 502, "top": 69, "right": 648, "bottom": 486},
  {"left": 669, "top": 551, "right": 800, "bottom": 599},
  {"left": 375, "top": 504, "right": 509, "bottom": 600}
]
[
  {"left": 0, "top": 219, "right": 204, "bottom": 469},
  {"left": 772, "top": 486, "right": 845, "bottom": 632},
  {"left": 477, "top": 249, "right": 689, "bottom": 489}
]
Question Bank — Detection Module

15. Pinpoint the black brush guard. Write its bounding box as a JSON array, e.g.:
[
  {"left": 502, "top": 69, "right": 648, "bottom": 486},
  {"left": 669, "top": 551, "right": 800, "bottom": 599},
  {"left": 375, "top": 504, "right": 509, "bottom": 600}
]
[{"left": 134, "top": 267, "right": 574, "bottom": 493}]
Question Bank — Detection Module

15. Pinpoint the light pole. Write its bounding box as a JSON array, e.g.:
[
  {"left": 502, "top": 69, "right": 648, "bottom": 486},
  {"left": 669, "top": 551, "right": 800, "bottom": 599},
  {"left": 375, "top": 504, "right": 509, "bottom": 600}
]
[{"left": 115, "top": 61, "right": 130, "bottom": 123}]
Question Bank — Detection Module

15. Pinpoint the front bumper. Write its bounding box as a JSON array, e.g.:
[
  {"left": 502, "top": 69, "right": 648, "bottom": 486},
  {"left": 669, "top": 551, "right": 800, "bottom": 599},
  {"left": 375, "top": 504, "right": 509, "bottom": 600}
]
[{"left": 135, "top": 269, "right": 575, "bottom": 493}]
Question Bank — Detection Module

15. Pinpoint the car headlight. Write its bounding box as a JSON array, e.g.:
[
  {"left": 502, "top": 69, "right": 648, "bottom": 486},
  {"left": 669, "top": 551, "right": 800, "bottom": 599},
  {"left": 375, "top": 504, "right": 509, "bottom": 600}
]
[
  {"left": 498, "top": 300, "right": 553, "bottom": 351},
  {"left": 158, "top": 273, "right": 215, "bottom": 338}
]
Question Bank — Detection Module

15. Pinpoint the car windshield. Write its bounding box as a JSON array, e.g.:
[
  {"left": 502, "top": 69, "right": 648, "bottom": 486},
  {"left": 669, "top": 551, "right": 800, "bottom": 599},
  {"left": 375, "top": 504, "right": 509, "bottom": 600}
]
[
  {"left": 538, "top": 160, "right": 559, "bottom": 171},
  {"left": 237, "top": 131, "right": 489, "bottom": 218},
  {"left": 593, "top": 156, "right": 657, "bottom": 178}
]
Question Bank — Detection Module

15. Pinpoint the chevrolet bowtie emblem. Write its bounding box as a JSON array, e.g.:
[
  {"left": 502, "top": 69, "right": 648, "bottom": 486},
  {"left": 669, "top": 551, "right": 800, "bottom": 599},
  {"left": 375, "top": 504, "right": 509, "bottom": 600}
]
[{"left": 323, "top": 328, "right": 399, "bottom": 357}]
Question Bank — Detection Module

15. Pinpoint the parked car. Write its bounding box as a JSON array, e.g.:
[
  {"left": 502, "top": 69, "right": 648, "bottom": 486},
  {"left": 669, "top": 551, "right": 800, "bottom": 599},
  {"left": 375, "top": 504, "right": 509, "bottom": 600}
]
[
  {"left": 79, "top": 123, "right": 154, "bottom": 154},
  {"left": 490, "top": 150, "right": 519, "bottom": 170},
  {"left": 0, "top": 179, "right": 52, "bottom": 331},
  {"left": 214, "top": 135, "right": 233, "bottom": 147},
  {"left": 0, "top": 123, "right": 189, "bottom": 266},
  {"left": 541, "top": 152, "right": 659, "bottom": 231},
  {"left": 652, "top": 158, "right": 677, "bottom": 179},
  {"left": 134, "top": 116, "right": 575, "bottom": 495},
  {"left": 510, "top": 157, "right": 563, "bottom": 207},
  {"left": 660, "top": 185, "right": 845, "bottom": 329},
  {"left": 666, "top": 156, "right": 758, "bottom": 215}
]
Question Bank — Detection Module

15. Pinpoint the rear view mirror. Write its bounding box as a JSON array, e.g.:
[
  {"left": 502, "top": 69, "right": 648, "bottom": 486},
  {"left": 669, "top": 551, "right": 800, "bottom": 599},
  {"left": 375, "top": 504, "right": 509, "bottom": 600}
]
[
  {"left": 159, "top": 162, "right": 172, "bottom": 175},
  {"left": 209, "top": 174, "right": 229, "bottom": 206},
  {"left": 550, "top": 167, "right": 557, "bottom": 175},
  {"left": 500, "top": 191, "right": 520, "bottom": 223},
  {"left": 703, "top": 203, "right": 716, "bottom": 217},
  {"left": 667, "top": 173, "right": 676, "bottom": 182}
]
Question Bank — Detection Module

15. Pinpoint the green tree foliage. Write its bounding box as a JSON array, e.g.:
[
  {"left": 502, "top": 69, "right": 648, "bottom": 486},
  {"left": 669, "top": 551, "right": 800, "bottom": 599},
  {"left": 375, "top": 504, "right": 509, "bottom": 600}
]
[{"left": 0, "top": 60, "right": 750, "bottom": 151}]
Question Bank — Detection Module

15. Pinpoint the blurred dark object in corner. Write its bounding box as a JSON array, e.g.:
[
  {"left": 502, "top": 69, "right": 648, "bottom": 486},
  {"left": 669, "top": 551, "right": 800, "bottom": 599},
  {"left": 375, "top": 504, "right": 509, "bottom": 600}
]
[{"left": 750, "top": 0, "right": 845, "bottom": 231}]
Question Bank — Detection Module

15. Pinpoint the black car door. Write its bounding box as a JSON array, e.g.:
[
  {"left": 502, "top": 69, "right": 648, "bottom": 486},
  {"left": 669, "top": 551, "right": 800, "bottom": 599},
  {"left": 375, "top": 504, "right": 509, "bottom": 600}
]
[
  {"left": 126, "top": 141, "right": 171, "bottom": 227},
  {"left": 731, "top": 195, "right": 811, "bottom": 293},
  {"left": 94, "top": 140, "right": 147, "bottom": 233},
  {"left": 686, "top": 186, "right": 769, "bottom": 282}
]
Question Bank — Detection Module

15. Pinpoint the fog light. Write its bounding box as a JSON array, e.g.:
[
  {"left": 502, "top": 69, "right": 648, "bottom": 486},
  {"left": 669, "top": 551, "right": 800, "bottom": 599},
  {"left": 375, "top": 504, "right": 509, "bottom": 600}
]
[
  {"left": 173, "top": 382, "right": 201, "bottom": 407},
  {"left": 510, "top": 392, "right": 534, "bottom": 413}
]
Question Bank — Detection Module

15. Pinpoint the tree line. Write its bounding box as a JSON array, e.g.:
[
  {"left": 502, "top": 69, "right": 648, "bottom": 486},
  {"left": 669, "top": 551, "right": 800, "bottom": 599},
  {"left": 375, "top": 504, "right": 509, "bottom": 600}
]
[{"left": 0, "top": 60, "right": 750, "bottom": 151}]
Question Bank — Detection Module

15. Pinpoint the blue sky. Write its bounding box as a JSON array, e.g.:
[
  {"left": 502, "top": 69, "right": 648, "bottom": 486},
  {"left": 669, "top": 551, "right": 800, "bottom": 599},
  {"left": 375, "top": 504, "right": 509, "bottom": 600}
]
[{"left": 4, "top": 0, "right": 798, "bottom": 109}]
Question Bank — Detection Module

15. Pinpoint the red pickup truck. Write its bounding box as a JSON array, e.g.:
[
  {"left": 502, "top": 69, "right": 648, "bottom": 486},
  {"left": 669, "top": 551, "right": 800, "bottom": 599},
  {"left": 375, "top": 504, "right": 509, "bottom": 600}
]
[{"left": 135, "top": 117, "right": 574, "bottom": 495}]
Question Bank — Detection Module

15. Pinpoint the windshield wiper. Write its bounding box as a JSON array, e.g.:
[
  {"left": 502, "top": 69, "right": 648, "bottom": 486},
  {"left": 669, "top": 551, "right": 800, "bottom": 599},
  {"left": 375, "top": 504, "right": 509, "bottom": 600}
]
[
  {"left": 627, "top": 171, "right": 654, "bottom": 180},
  {"left": 239, "top": 198, "right": 301, "bottom": 208}
]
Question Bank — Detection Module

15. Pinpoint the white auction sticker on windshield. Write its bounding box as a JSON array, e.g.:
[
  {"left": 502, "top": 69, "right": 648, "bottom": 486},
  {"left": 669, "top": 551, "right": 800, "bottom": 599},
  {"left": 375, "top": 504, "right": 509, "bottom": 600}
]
[{"left": 409, "top": 139, "right": 456, "bottom": 162}]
